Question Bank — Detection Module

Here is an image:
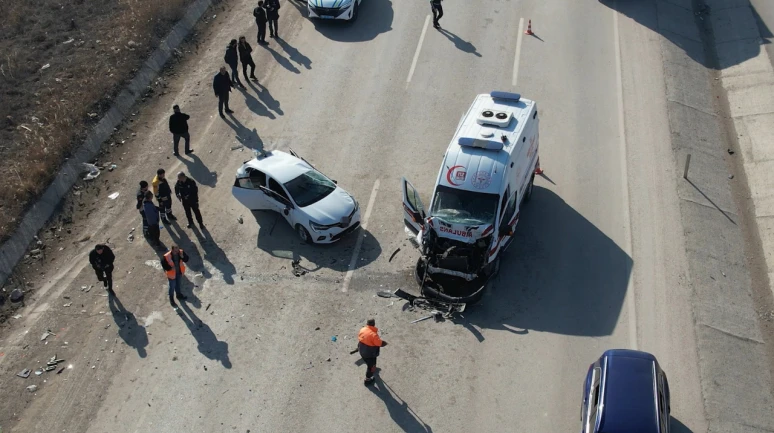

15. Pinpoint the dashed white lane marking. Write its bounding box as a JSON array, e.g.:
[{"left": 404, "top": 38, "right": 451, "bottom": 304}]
[
  {"left": 406, "top": 15, "right": 432, "bottom": 88},
  {"left": 342, "top": 179, "right": 380, "bottom": 292},
  {"left": 613, "top": 9, "right": 638, "bottom": 351},
  {"left": 513, "top": 17, "right": 525, "bottom": 87}
]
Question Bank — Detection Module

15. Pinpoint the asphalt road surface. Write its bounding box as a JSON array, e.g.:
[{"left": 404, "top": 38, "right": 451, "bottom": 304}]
[{"left": 1, "top": 0, "right": 715, "bottom": 432}]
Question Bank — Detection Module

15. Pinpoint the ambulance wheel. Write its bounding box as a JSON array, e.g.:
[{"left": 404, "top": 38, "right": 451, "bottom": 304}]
[
  {"left": 524, "top": 174, "right": 535, "bottom": 203},
  {"left": 296, "top": 224, "right": 312, "bottom": 244}
]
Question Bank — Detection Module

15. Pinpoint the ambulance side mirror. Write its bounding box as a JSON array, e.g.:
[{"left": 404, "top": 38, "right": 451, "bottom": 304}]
[{"left": 283, "top": 207, "right": 290, "bottom": 216}]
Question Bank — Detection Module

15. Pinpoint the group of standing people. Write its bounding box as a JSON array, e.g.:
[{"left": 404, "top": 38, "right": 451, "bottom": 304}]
[{"left": 253, "top": 0, "right": 280, "bottom": 44}]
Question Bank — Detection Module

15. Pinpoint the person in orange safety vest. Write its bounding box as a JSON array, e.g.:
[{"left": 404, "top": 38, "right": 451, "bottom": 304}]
[
  {"left": 160, "top": 245, "right": 189, "bottom": 310},
  {"left": 358, "top": 318, "right": 388, "bottom": 385}
]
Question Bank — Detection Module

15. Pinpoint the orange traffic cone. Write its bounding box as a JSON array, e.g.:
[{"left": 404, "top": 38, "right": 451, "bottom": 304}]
[
  {"left": 525, "top": 20, "right": 534, "bottom": 35},
  {"left": 534, "top": 157, "right": 543, "bottom": 175}
]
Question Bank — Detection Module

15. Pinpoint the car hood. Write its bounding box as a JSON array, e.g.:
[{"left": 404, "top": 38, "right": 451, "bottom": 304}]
[
  {"left": 309, "top": 0, "right": 352, "bottom": 8},
  {"left": 302, "top": 187, "right": 356, "bottom": 225}
]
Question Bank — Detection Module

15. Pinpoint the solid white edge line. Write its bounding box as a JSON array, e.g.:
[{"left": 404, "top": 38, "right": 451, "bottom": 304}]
[
  {"left": 613, "top": 8, "right": 638, "bottom": 351},
  {"left": 342, "top": 179, "right": 380, "bottom": 292},
  {"left": 513, "top": 18, "right": 525, "bottom": 87},
  {"left": 406, "top": 15, "right": 432, "bottom": 88}
]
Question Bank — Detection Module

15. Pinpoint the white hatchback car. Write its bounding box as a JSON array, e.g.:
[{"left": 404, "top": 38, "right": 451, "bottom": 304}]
[
  {"left": 232, "top": 149, "right": 361, "bottom": 244},
  {"left": 307, "top": 0, "right": 362, "bottom": 21}
]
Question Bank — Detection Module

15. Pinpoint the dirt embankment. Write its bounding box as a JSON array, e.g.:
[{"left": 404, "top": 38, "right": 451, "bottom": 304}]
[{"left": 0, "top": 0, "right": 198, "bottom": 242}]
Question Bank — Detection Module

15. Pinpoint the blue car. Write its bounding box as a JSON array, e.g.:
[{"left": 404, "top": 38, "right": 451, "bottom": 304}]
[{"left": 581, "top": 349, "right": 671, "bottom": 433}]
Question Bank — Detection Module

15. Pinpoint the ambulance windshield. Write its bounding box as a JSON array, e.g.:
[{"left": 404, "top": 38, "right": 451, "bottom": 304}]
[{"left": 430, "top": 185, "right": 498, "bottom": 226}]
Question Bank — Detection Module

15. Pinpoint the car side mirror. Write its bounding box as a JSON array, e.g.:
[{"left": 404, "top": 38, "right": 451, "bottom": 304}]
[
  {"left": 332, "top": 179, "right": 338, "bottom": 184},
  {"left": 283, "top": 207, "right": 290, "bottom": 216}
]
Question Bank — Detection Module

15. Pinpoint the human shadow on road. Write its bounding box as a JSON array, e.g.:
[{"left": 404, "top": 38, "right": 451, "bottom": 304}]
[
  {"left": 180, "top": 154, "right": 218, "bottom": 187},
  {"left": 599, "top": 0, "right": 771, "bottom": 69},
  {"left": 368, "top": 379, "right": 433, "bottom": 433},
  {"left": 246, "top": 80, "right": 283, "bottom": 116},
  {"left": 223, "top": 116, "right": 265, "bottom": 152},
  {"left": 304, "top": 0, "right": 394, "bottom": 42},
  {"left": 109, "top": 293, "right": 149, "bottom": 358},
  {"left": 438, "top": 28, "right": 482, "bottom": 57},
  {"left": 251, "top": 210, "right": 381, "bottom": 274},
  {"left": 192, "top": 225, "right": 237, "bottom": 285},
  {"left": 670, "top": 417, "right": 694, "bottom": 433},
  {"left": 262, "top": 45, "right": 301, "bottom": 74},
  {"left": 275, "top": 37, "right": 312, "bottom": 70},
  {"left": 238, "top": 85, "right": 276, "bottom": 119},
  {"left": 177, "top": 302, "right": 232, "bottom": 368},
  {"left": 460, "top": 187, "right": 632, "bottom": 338}
]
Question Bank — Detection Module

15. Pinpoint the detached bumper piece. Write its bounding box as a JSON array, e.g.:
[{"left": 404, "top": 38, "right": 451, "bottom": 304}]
[{"left": 415, "top": 259, "right": 493, "bottom": 304}]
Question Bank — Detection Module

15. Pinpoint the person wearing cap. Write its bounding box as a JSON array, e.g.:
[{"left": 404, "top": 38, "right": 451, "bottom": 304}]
[
  {"left": 169, "top": 105, "right": 192, "bottom": 156},
  {"left": 358, "top": 318, "right": 388, "bottom": 385},
  {"left": 136, "top": 180, "right": 150, "bottom": 235},
  {"left": 160, "top": 245, "right": 189, "bottom": 310},
  {"left": 174, "top": 171, "right": 204, "bottom": 229},
  {"left": 89, "top": 244, "right": 115, "bottom": 294},
  {"left": 152, "top": 168, "right": 177, "bottom": 224}
]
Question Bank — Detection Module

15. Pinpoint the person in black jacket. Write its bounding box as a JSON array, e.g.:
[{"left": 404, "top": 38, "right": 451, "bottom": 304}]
[
  {"left": 152, "top": 168, "right": 177, "bottom": 224},
  {"left": 168, "top": 105, "right": 192, "bottom": 156},
  {"left": 431, "top": 0, "right": 443, "bottom": 29},
  {"left": 253, "top": 2, "right": 268, "bottom": 45},
  {"left": 224, "top": 39, "right": 244, "bottom": 88},
  {"left": 175, "top": 172, "right": 205, "bottom": 229},
  {"left": 213, "top": 67, "right": 235, "bottom": 117},
  {"left": 265, "top": 0, "right": 280, "bottom": 38},
  {"left": 238, "top": 36, "right": 257, "bottom": 81},
  {"left": 89, "top": 244, "right": 115, "bottom": 293},
  {"left": 136, "top": 180, "right": 150, "bottom": 235}
]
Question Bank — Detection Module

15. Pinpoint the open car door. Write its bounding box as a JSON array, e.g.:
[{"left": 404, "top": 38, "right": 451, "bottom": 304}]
[
  {"left": 231, "top": 168, "right": 272, "bottom": 211},
  {"left": 402, "top": 177, "right": 426, "bottom": 235}
]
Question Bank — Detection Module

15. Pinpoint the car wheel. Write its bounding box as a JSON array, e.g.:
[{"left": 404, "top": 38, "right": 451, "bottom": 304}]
[
  {"left": 524, "top": 173, "right": 535, "bottom": 203},
  {"left": 296, "top": 224, "right": 312, "bottom": 244}
]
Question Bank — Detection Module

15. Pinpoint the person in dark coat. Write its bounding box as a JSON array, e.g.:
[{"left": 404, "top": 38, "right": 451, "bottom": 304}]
[
  {"left": 224, "top": 39, "right": 244, "bottom": 88},
  {"left": 168, "top": 105, "right": 192, "bottom": 156},
  {"left": 143, "top": 191, "right": 162, "bottom": 246},
  {"left": 175, "top": 172, "right": 205, "bottom": 229},
  {"left": 253, "top": 2, "right": 268, "bottom": 45},
  {"left": 213, "top": 67, "right": 235, "bottom": 118},
  {"left": 152, "top": 168, "right": 177, "bottom": 224},
  {"left": 265, "top": 0, "right": 280, "bottom": 38},
  {"left": 89, "top": 244, "right": 115, "bottom": 293},
  {"left": 238, "top": 36, "right": 257, "bottom": 81},
  {"left": 136, "top": 180, "right": 150, "bottom": 235},
  {"left": 431, "top": 0, "right": 443, "bottom": 29}
]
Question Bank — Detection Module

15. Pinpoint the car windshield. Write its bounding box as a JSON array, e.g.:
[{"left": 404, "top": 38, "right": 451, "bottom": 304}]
[
  {"left": 284, "top": 170, "right": 337, "bottom": 207},
  {"left": 430, "top": 185, "right": 499, "bottom": 226}
]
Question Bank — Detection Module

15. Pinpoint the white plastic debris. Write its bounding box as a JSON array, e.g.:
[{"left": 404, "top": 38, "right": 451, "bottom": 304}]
[
  {"left": 82, "top": 163, "right": 101, "bottom": 180},
  {"left": 40, "top": 64, "right": 50, "bottom": 71},
  {"left": 27, "top": 385, "right": 38, "bottom": 392},
  {"left": 108, "top": 192, "right": 119, "bottom": 200}
]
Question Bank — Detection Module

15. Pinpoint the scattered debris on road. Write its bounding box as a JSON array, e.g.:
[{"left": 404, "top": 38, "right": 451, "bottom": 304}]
[
  {"left": 26, "top": 385, "right": 38, "bottom": 392},
  {"left": 291, "top": 260, "right": 307, "bottom": 277},
  {"left": 82, "top": 163, "right": 101, "bottom": 180},
  {"left": 108, "top": 192, "right": 120, "bottom": 200},
  {"left": 237, "top": 216, "right": 243, "bottom": 224},
  {"left": 388, "top": 247, "right": 401, "bottom": 262},
  {"left": 17, "top": 369, "right": 31, "bottom": 378},
  {"left": 10, "top": 288, "right": 24, "bottom": 303},
  {"left": 40, "top": 330, "right": 56, "bottom": 341}
]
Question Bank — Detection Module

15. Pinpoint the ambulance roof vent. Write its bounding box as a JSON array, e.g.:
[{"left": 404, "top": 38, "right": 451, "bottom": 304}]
[{"left": 477, "top": 109, "right": 512, "bottom": 128}]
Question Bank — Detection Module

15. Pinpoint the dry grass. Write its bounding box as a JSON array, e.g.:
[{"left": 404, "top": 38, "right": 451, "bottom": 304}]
[{"left": 0, "top": 0, "right": 195, "bottom": 242}]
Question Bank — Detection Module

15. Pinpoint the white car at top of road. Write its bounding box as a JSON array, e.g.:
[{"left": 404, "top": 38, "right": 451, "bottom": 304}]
[
  {"left": 307, "top": 0, "right": 362, "bottom": 21},
  {"left": 232, "top": 149, "right": 361, "bottom": 244}
]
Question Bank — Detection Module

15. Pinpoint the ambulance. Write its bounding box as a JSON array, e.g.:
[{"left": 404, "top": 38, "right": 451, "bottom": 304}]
[{"left": 402, "top": 91, "right": 540, "bottom": 303}]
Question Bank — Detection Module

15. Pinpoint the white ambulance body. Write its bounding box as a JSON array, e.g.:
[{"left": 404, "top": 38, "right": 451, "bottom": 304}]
[{"left": 401, "top": 91, "right": 539, "bottom": 302}]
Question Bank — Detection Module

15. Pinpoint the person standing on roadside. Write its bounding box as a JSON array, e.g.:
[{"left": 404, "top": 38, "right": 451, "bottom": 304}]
[
  {"left": 265, "top": 0, "right": 280, "bottom": 38},
  {"left": 431, "top": 0, "right": 443, "bottom": 29},
  {"left": 175, "top": 171, "right": 205, "bottom": 229},
  {"left": 89, "top": 244, "right": 115, "bottom": 294},
  {"left": 253, "top": 2, "right": 268, "bottom": 45},
  {"left": 358, "top": 318, "right": 388, "bottom": 386},
  {"left": 168, "top": 105, "right": 192, "bottom": 156},
  {"left": 136, "top": 180, "right": 150, "bottom": 235},
  {"left": 213, "top": 67, "right": 235, "bottom": 117},
  {"left": 152, "top": 168, "right": 177, "bottom": 224},
  {"left": 161, "top": 245, "right": 189, "bottom": 310},
  {"left": 238, "top": 36, "right": 258, "bottom": 81},
  {"left": 224, "top": 39, "right": 245, "bottom": 89},
  {"left": 143, "top": 191, "right": 162, "bottom": 246}
]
